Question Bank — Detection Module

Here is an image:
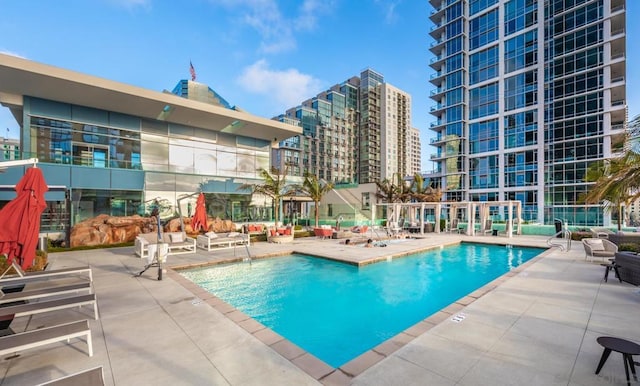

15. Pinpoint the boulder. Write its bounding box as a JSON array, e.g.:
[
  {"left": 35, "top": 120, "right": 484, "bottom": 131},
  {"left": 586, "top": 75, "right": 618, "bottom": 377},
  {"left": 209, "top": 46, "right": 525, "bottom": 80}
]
[
  {"left": 70, "top": 215, "right": 157, "bottom": 247},
  {"left": 70, "top": 215, "right": 238, "bottom": 247}
]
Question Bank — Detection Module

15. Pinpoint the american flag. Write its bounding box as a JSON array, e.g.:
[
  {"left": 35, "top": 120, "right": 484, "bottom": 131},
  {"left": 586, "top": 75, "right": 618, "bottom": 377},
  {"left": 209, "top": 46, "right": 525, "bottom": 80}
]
[{"left": 189, "top": 61, "right": 196, "bottom": 81}]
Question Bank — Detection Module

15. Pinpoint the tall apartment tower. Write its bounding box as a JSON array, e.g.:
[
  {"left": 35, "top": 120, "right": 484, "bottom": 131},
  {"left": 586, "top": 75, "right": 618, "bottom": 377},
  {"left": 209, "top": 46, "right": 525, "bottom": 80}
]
[
  {"left": 380, "top": 83, "right": 413, "bottom": 179},
  {"left": 409, "top": 127, "right": 422, "bottom": 174},
  {"left": 275, "top": 69, "right": 416, "bottom": 184},
  {"left": 428, "top": 0, "right": 626, "bottom": 226}
]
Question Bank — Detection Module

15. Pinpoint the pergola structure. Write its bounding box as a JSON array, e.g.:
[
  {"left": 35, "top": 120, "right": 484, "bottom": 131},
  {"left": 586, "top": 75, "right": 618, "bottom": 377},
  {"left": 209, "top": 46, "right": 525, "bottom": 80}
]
[{"left": 373, "top": 201, "right": 522, "bottom": 238}]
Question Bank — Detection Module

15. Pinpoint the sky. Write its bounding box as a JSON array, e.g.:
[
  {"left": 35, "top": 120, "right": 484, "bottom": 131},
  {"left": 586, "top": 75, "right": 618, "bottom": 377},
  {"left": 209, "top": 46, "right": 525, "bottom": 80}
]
[{"left": 0, "top": 0, "right": 637, "bottom": 172}]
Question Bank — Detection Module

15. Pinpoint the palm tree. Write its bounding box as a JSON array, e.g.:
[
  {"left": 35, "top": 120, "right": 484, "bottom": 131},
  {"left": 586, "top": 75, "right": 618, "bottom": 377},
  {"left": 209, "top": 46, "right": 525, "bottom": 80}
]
[
  {"left": 375, "top": 176, "right": 400, "bottom": 204},
  {"left": 294, "top": 172, "right": 334, "bottom": 227},
  {"left": 584, "top": 116, "right": 640, "bottom": 230},
  {"left": 238, "top": 166, "right": 291, "bottom": 227},
  {"left": 410, "top": 173, "right": 442, "bottom": 202},
  {"left": 584, "top": 155, "right": 640, "bottom": 231}
]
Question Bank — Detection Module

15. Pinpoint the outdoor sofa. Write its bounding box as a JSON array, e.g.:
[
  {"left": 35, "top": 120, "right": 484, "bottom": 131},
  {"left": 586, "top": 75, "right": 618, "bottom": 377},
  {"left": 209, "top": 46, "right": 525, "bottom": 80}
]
[
  {"left": 196, "top": 232, "right": 250, "bottom": 251},
  {"left": 313, "top": 227, "right": 333, "bottom": 239},
  {"left": 135, "top": 231, "right": 196, "bottom": 259},
  {"left": 612, "top": 252, "right": 640, "bottom": 286}
]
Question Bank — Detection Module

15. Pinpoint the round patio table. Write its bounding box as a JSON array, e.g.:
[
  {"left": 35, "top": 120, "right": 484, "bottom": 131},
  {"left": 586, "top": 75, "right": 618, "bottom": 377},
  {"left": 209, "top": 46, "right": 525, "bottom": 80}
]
[{"left": 595, "top": 336, "right": 640, "bottom": 386}]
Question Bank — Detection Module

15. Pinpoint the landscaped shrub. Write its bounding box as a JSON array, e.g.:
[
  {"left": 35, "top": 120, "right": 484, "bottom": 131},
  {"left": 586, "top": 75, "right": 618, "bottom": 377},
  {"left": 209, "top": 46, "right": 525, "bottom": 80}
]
[
  {"left": 618, "top": 243, "right": 640, "bottom": 253},
  {"left": 571, "top": 231, "right": 592, "bottom": 241},
  {"left": 0, "top": 251, "right": 48, "bottom": 273}
]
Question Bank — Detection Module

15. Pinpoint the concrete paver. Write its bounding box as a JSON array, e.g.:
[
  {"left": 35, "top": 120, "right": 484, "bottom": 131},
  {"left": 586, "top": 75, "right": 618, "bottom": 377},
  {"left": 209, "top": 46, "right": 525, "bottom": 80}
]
[{"left": 0, "top": 233, "right": 637, "bottom": 385}]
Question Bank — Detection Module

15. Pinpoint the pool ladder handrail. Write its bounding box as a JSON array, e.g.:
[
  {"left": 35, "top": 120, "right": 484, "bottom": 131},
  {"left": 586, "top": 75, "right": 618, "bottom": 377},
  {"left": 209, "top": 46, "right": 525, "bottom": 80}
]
[
  {"left": 233, "top": 235, "right": 252, "bottom": 265},
  {"left": 371, "top": 226, "right": 389, "bottom": 247},
  {"left": 546, "top": 221, "right": 572, "bottom": 252}
]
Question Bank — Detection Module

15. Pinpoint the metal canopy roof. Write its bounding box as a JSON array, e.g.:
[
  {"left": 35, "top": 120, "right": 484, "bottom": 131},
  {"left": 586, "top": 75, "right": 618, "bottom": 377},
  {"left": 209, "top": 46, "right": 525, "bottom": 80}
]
[{"left": 0, "top": 53, "right": 301, "bottom": 142}]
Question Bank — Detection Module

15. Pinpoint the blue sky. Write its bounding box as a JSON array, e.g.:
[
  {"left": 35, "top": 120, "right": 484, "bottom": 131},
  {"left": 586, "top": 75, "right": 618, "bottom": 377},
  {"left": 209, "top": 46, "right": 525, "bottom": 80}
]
[{"left": 0, "top": 0, "right": 636, "bottom": 172}]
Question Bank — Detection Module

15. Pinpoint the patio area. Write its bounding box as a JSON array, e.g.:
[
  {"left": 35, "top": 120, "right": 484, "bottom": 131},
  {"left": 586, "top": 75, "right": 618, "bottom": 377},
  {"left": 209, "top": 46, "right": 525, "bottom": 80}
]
[{"left": 0, "top": 233, "right": 638, "bottom": 385}]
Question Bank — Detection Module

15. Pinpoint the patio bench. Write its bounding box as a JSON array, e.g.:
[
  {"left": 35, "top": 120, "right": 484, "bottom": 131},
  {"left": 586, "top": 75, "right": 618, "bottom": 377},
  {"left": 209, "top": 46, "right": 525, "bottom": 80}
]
[
  {"left": 135, "top": 232, "right": 196, "bottom": 259},
  {"left": 196, "top": 232, "right": 250, "bottom": 251}
]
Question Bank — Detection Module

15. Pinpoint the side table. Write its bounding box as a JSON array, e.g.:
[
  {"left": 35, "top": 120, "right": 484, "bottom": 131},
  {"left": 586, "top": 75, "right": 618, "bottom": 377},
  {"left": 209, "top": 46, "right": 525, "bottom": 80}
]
[{"left": 595, "top": 336, "right": 640, "bottom": 386}]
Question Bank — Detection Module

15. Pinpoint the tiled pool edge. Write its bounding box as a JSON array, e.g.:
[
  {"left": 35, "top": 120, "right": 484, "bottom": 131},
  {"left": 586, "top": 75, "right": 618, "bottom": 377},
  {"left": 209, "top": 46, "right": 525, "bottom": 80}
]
[{"left": 167, "top": 244, "right": 553, "bottom": 385}]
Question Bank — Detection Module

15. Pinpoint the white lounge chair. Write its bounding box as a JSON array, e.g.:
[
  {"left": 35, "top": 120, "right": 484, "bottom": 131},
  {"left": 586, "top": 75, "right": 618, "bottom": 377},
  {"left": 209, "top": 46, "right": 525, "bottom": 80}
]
[
  {"left": 0, "top": 293, "right": 98, "bottom": 320},
  {"left": 0, "top": 282, "right": 92, "bottom": 305},
  {"left": 37, "top": 366, "right": 104, "bottom": 386},
  {"left": 0, "top": 262, "right": 92, "bottom": 287},
  {"left": 0, "top": 319, "right": 92, "bottom": 358}
]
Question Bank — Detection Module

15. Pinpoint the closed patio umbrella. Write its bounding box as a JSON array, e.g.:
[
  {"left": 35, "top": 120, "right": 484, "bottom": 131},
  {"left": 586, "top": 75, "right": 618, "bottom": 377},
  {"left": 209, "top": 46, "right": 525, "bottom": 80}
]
[
  {"left": 0, "top": 167, "right": 49, "bottom": 269},
  {"left": 191, "top": 193, "right": 208, "bottom": 232}
]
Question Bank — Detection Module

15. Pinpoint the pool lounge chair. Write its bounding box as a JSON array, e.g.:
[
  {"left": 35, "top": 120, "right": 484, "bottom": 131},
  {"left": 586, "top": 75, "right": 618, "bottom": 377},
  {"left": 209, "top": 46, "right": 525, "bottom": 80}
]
[
  {"left": 37, "top": 366, "right": 104, "bottom": 386},
  {"left": 0, "top": 319, "right": 92, "bottom": 358},
  {"left": 0, "top": 293, "right": 98, "bottom": 320},
  {"left": 0, "top": 282, "right": 92, "bottom": 305},
  {"left": 482, "top": 219, "right": 494, "bottom": 236},
  {"left": 0, "top": 262, "right": 92, "bottom": 287}
]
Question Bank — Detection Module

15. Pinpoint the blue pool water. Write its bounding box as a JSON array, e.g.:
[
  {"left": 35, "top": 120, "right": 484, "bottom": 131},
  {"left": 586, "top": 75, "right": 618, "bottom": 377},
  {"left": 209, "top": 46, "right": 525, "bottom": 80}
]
[{"left": 180, "top": 243, "right": 543, "bottom": 367}]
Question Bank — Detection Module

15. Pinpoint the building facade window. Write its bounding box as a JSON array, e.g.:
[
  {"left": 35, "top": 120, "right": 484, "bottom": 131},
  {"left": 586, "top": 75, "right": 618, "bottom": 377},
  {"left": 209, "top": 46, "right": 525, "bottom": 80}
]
[
  {"left": 505, "top": 70, "right": 537, "bottom": 111},
  {"left": 504, "top": 150, "right": 537, "bottom": 187},
  {"left": 470, "top": 45, "right": 499, "bottom": 85},
  {"left": 552, "top": 24, "right": 602, "bottom": 57},
  {"left": 469, "top": 119, "right": 499, "bottom": 154},
  {"left": 504, "top": 30, "right": 537, "bottom": 73},
  {"left": 470, "top": 155, "right": 499, "bottom": 189},
  {"left": 547, "top": 114, "right": 602, "bottom": 142},
  {"left": 550, "top": 69, "right": 602, "bottom": 100},
  {"left": 469, "top": 82, "right": 499, "bottom": 119},
  {"left": 552, "top": 91, "right": 602, "bottom": 120},
  {"left": 552, "top": 1, "right": 603, "bottom": 36},
  {"left": 469, "top": 9, "right": 499, "bottom": 50},
  {"left": 506, "top": 190, "right": 538, "bottom": 220},
  {"left": 505, "top": 109, "right": 537, "bottom": 149},
  {"left": 551, "top": 46, "right": 602, "bottom": 78},
  {"left": 469, "top": 0, "right": 498, "bottom": 16},
  {"left": 504, "top": 0, "right": 537, "bottom": 36}
]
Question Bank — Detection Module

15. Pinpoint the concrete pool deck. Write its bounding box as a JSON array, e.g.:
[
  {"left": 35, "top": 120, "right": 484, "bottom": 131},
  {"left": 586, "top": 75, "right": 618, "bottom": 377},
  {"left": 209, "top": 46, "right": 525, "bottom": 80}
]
[{"left": 0, "top": 233, "right": 638, "bottom": 385}]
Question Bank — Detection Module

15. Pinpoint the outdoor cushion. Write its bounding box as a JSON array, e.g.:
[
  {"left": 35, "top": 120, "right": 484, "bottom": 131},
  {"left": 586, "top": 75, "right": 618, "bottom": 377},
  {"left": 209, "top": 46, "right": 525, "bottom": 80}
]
[
  {"left": 228, "top": 232, "right": 240, "bottom": 237},
  {"left": 586, "top": 239, "right": 605, "bottom": 251},
  {"left": 205, "top": 231, "right": 217, "bottom": 239},
  {"left": 169, "top": 233, "right": 184, "bottom": 243}
]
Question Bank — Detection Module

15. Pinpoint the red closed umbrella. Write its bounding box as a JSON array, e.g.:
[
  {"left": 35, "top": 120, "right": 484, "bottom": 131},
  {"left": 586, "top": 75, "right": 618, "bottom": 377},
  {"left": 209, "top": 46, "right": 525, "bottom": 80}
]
[
  {"left": 191, "top": 193, "right": 208, "bottom": 232},
  {"left": 0, "top": 167, "right": 49, "bottom": 269}
]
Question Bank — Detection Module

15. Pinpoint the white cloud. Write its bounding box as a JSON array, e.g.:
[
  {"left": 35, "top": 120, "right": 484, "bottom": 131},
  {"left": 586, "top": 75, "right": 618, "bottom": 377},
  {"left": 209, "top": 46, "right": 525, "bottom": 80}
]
[
  {"left": 210, "top": 0, "right": 335, "bottom": 54},
  {"left": 374, "top": 0, "right": 402, "bottom": 24},
  {"left": 237, "top": 59, "right": 323, "bottom": 109}
]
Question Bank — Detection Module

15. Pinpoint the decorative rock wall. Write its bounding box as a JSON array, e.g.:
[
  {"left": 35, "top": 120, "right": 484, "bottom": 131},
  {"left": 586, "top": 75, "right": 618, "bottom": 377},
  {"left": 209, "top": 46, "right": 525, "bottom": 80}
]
[{"left": 70, "top": 215, "right": 237, "bottom": 247}]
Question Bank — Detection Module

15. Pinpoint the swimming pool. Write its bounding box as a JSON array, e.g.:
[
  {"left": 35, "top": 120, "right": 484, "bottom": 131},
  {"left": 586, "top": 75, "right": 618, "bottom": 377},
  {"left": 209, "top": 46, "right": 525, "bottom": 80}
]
[{"left": 180, "top": 243, "right": 543, "bottom": 368}]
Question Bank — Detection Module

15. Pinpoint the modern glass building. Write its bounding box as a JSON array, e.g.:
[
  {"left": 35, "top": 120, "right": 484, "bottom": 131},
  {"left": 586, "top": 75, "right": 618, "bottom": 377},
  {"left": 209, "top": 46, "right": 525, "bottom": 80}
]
[
  {"left": 274, "top": 69, "right": 418, "bottom": 185},
  {"left": 0, "top": 54, "right": 301, "bottom": 232},
  {"left": 428, "top": 0, "right": 626, "bottom": 225}
]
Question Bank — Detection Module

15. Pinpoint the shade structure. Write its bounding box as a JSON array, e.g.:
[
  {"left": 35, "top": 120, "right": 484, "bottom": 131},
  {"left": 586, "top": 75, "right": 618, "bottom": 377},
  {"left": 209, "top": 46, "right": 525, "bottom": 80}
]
[
  {"left": 191, "top": 193, "right": 208, "bottom": 232},
  {"left": 0, "top": 167, "right": 49, "bottom": 269}
]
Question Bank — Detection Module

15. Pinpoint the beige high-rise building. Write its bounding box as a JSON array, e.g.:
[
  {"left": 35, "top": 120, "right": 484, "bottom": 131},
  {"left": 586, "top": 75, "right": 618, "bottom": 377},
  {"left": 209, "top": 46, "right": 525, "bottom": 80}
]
[
  {"left": 274, "top": 69, "right": 418, "bottom": 184},
  {"left": 409, "top": 127, "right": 422, "bottom": 175},
  {"left": 380, "top": 83, "right": 413, "bottom": 180}
]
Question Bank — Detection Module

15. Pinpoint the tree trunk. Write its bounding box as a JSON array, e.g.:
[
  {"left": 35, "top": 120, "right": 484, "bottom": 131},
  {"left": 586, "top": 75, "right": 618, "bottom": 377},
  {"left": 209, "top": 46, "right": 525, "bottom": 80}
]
[
  {"left": 618, "top": 203, "right": 622, "bottom": 231},
  {"left": 314, "top": 200, "right": 320, "bottom": 227}
]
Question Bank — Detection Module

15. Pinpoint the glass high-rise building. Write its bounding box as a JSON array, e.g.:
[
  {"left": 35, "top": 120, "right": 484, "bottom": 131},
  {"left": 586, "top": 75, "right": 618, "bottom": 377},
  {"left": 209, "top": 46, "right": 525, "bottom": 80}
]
[
  {"left": 428, "top": 0, "right": 626, "bottom": 225},
  {"left": 274, "top": 69, "right": 417, "bottom": 184}
]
